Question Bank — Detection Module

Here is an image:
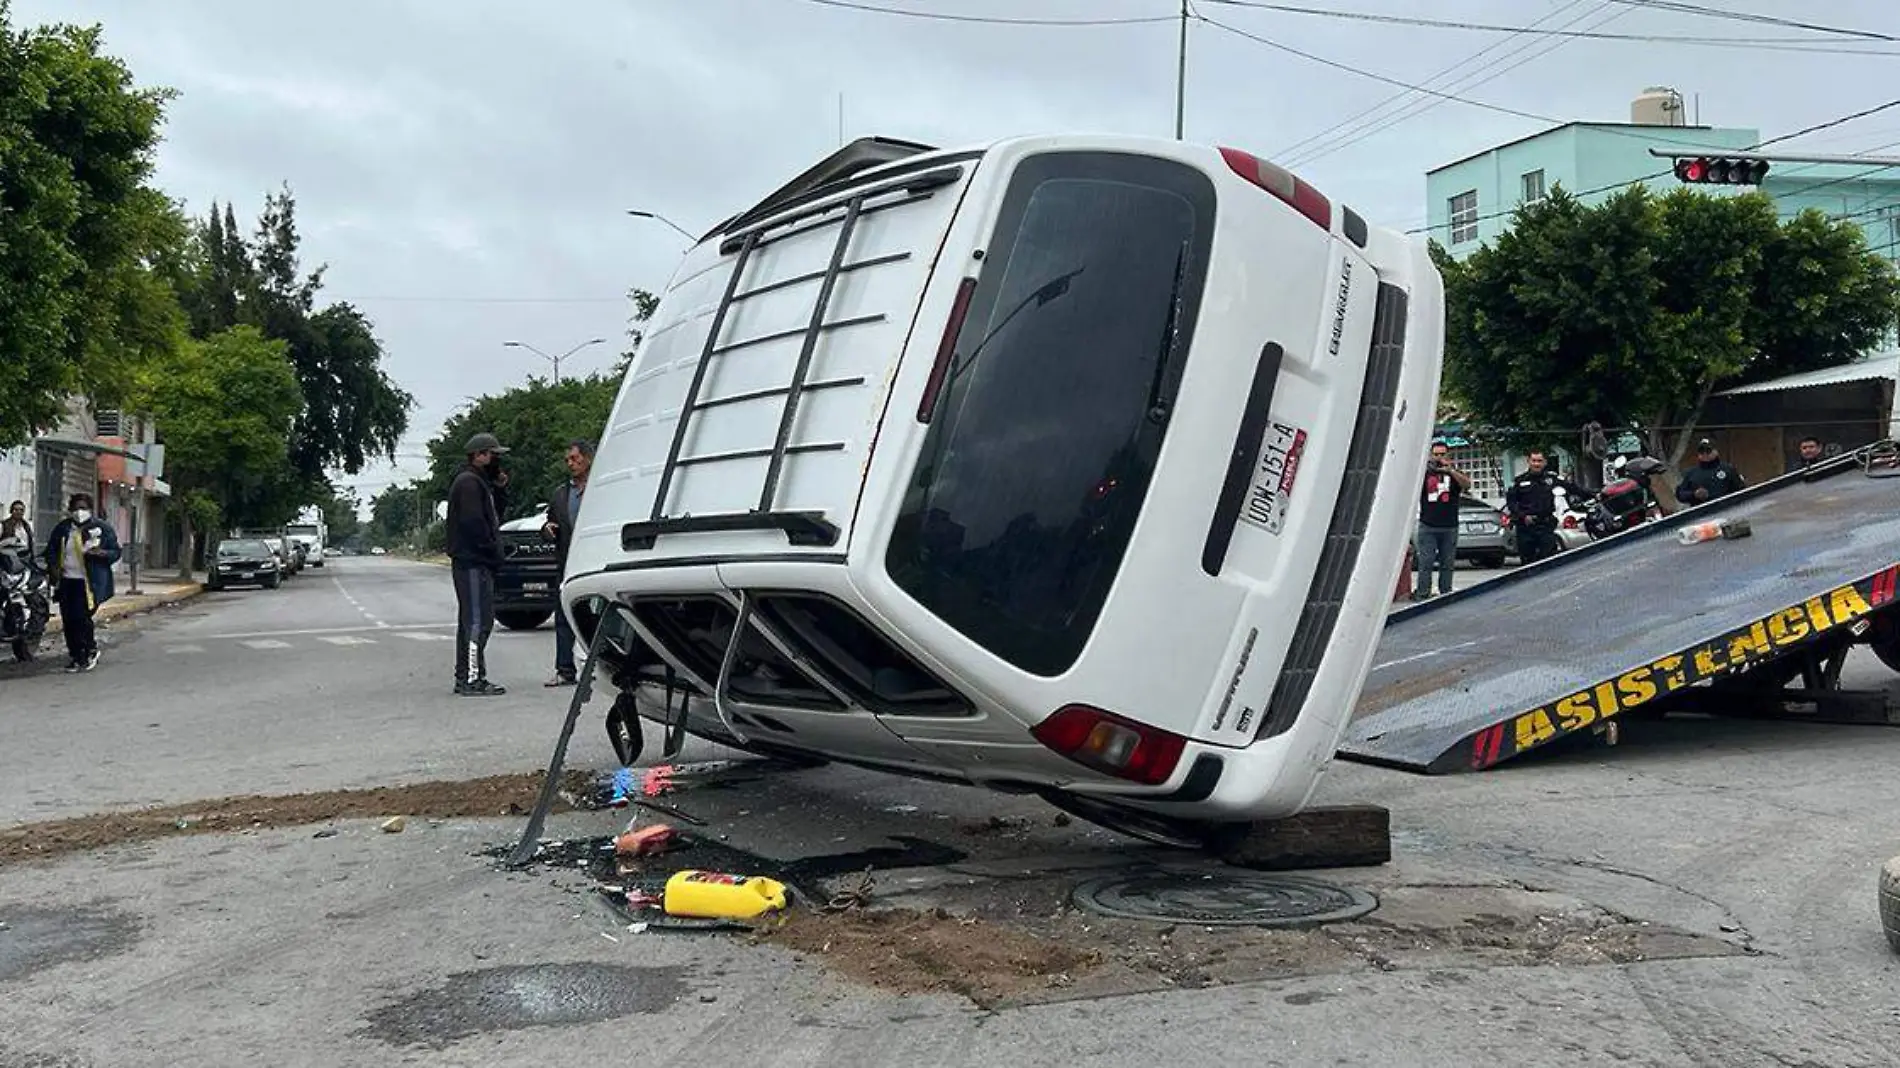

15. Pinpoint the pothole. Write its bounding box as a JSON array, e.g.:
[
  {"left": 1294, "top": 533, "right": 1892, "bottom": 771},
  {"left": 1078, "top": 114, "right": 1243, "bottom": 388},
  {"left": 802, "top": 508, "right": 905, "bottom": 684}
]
[
  {"left": 1071, "top": 870, "right": 1379, "bottom": 928},
  {"left": 358, "top": 962, "right": 690, "bottom": 1049},
  {"left": 0, "top": 905, "right": 141, "bottom": 983}
]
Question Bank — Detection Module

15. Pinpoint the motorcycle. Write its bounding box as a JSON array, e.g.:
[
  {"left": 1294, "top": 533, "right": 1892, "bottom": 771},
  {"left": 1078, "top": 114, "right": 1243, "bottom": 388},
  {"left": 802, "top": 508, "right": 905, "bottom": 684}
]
[
  {"left": 1580, "top": 455, "right": 1669, "bottom": 541},
  {"left": 0, "top": 534, "right": 51, "bottom": 662}
]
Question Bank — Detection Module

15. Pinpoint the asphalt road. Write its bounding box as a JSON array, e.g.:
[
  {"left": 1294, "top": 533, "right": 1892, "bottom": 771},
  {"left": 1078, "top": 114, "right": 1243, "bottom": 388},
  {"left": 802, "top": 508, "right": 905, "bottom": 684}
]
[
  {"left": 3, "top": 556, "right": 1900, "bottom": 1066},
  {"left": 0, "top": 554, "right": 625, "bottom": 825}
]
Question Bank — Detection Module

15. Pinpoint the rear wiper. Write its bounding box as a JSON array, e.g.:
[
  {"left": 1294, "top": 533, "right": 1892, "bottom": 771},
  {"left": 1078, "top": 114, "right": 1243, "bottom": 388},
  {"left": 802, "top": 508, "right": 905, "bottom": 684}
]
[
  {"left": 945, "top": 266, "right": 1085, "bottom": 386},
  {"left": 1145, "top": 241, "right": 1190, "bottom": 427}
]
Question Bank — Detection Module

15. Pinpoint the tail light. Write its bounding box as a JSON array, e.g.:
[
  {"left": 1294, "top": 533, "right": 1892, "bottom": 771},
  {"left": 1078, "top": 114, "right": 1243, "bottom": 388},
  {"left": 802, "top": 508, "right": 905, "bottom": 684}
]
[
  {"left": 1561, "top": 514, "right": 1579, "bottom": 529},
  {"left": 1218, "top": 147, "right": 1332, "bottom": 231},
  {"left": 917, "top": 276, "right": 979, "bottom": 423},
  {"left": 1031, "top": 704, "right": 1187, "bottom": 787}
]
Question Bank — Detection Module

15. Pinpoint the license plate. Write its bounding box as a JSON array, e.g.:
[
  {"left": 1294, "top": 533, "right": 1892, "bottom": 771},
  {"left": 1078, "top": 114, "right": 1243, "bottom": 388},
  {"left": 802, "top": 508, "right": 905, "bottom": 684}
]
[
  {"left": 523, "top": 582, "right": 550, "bottom": 591},
  {"left": 1240, "top": 421, "right": 1308, "bottom": 535},
  {"left": 237, "top": 572, "right": 254, "bottom": 579},
  {"left": 1463, "top": 523, "right": 1491, "bottom": 534}
]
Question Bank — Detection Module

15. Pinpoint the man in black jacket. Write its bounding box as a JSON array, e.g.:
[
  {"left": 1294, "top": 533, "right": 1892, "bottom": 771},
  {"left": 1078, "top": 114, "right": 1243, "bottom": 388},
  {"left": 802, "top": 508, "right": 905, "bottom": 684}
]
[
  {"left": 1505, "top": 451, "right": 1588, "bottom": 566},
  {"left": 447, "top": 432, "right": 509, "bottom": 696},
  {"left": 43, "top": 493, "right": 121, "bottom": 672},
  {"left": 1676, "top": 438, "right": 1745, "bottom": 505},
  {"left": 541, "top": 439, "right": 594, "bottom": 686}
]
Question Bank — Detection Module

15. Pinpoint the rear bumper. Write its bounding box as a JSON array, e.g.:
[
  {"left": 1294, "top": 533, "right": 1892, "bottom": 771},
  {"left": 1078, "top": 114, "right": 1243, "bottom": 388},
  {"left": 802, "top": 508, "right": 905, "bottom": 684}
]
[{"left": 495, "top": 563, "right": 561, "bottom": 610}]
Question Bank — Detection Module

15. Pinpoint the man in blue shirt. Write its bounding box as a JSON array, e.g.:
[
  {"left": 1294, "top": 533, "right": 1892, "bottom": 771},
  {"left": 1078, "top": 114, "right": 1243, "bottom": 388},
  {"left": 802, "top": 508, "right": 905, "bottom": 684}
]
[{"left": 543, "top": 439, "right": 594, "bottom": 686}]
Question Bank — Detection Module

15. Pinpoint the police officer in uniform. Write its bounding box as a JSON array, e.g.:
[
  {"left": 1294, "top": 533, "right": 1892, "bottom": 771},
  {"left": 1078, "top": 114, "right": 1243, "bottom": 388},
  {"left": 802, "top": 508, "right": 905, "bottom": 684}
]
[
  {"left": 1676, "top": 438, "right": 1745, "bottom": 505},
  {"left": 1505, "top": 450, "right": 1588, "bottom": 566}
]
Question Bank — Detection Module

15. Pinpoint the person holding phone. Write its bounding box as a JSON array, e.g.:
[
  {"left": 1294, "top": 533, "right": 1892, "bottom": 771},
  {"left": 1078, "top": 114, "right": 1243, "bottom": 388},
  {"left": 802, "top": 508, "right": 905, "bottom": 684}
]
[
  {"left": 542, "top": 439, "right": 594, "bottom": 687},
  {"left": 1414, "top": 440, "right": 1471, "bottom": 599},
  {"left": 43, "top": 493, "right": 121, "bottom": 672},
  {"left": 447, "top": 433, "right": 509, "bottom": 696}
]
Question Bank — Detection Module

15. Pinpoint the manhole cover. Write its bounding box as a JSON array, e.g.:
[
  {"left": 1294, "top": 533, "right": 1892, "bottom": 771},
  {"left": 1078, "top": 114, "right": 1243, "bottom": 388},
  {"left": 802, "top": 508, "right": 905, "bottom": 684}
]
[{"left": 1071, "top": 870, "right": 1378, "bottom": 928}]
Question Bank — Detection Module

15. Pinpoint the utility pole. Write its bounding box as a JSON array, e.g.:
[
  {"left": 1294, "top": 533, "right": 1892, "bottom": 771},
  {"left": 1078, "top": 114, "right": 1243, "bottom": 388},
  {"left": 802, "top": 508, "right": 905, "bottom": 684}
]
[{"left": 1175, "top": 0, "right": 1189, "bottom": 140}]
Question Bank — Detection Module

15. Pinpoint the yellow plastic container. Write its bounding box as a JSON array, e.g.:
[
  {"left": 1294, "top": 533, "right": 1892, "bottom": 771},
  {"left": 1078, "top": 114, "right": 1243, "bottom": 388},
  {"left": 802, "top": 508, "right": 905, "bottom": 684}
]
[{"left": 662, "top": 870, "right": 789, "bottom": 920}]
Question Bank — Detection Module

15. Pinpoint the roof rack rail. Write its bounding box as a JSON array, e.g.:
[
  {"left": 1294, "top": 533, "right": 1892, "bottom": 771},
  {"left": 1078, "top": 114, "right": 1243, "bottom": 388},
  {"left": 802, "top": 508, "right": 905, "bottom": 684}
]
[{"left": 711, "top": 135, "right": 938, "bottom": 239}]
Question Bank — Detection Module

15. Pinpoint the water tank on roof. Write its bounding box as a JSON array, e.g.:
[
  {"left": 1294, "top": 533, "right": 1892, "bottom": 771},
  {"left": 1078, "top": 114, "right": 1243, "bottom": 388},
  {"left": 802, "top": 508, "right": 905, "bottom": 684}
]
[{"left": 1632, "top": 87, "right": 1686, "bottom": 127}]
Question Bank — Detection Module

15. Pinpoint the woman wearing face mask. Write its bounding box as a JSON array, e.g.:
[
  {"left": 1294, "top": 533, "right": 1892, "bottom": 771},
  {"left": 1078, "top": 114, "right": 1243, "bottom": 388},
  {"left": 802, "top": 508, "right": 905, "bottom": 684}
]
[{"left": 43, "top": 493, "right": 121, "bottom": 672}]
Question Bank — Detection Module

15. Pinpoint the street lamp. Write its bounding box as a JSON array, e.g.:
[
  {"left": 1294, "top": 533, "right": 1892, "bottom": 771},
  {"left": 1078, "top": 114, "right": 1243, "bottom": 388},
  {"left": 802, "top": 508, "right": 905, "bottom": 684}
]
[
  {"left": 503, "top": 337, "right": 607, "bottom": 385},
  {"left": 626, "top": 210, "right": 696, "bottom": 243}
]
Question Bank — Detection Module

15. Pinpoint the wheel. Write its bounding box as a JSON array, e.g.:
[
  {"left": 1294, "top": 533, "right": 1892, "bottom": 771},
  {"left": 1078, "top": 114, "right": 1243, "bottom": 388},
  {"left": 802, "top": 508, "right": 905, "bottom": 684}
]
[
  {"left": 1881, "top": 856, "right": 1900, "bottom": 954},
  {"left": 1475, "top": 552, "right": 1506, "bottom": 569},
  {"left": 206, "top": 580, "right": 222, "bottom": 592},
  {"left": 1872, "top": 634, "right": 1900, "bottom": 675},
  {"left": 264, "top": 574, "right": 281, "bottom": 590},
  {"left": 11, "top": 637, "right": 34, "bottom": 662},
  {"left": 496, "top": 609, "right": 553, "bottom": 631}
]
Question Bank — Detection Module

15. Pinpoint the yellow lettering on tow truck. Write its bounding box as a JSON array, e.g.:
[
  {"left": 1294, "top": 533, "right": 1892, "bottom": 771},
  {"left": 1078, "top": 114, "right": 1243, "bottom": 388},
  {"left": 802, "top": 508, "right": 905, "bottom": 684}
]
[
  {"left": 1805, "top": 596, "right": 1833, "bottom": 633},
  {"left": 1556, "top": 692, "right": 1597, "bottom": 732},
  {"left": 1653, "top": 655, "right": 1688, "bottom": 692},
  {"left": 1727, "top": 622, "right": 1773, "bottom": 667},
  {"left": 1768, "top": 606, "right": 1810, "bottom": 647},
  {"left": 1515, "top": 709, "right": 1558, "bottom": 750},
  {"left": 1616, "top": 666, "right": 1659, "bottom": 707},
  {"left": 1694, "top": 644, "right": 1726, "bottom": 677},
  {"left": 1831, "top": 584, "right": 1874, "bottom": 625}
]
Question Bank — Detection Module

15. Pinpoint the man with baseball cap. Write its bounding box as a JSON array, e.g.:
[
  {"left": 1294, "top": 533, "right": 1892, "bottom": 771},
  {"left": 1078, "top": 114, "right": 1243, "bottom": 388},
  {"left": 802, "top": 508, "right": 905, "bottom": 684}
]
[
  {"left": 447, "top": 431, "right": 509, "bottom": 695},
  {"left": 1674, "top": 437, "right": 1745, "bottom": 506}
]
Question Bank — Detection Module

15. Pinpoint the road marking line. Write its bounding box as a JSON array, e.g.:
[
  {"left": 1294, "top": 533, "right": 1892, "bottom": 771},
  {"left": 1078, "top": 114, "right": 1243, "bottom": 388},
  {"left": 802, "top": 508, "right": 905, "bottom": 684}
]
[
  {"left": 241, "top": 639, "right": 293, "bottom": 650},
  {"left": 397, "top": 632, "right": 453, "bottom": 642},
  {"left": 194, "top": 623, "right": 454, "bottom": 641},
  {"left": 164, "top": 645, "right": 205, "bottom": 655},
  {"left": 318, "top": 636, "right": 378, "bottom": 646}
]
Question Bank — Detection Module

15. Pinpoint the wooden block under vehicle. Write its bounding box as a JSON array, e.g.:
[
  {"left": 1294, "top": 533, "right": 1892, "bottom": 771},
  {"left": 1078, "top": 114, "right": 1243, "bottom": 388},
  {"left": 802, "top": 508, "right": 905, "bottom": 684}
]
[{"left": 1213, "top": 804, "right": 1392, "bottom": 871}]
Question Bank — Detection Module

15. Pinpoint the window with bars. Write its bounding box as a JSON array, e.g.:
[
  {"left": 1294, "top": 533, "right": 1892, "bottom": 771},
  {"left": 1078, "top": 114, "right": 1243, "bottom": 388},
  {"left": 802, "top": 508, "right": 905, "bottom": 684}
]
[
  {"left": 1444, "top": 443, "right": 1506, "bottom": 505},
  {"left": 1448, "top": 190, "right": 1479, "bottom": 244}
]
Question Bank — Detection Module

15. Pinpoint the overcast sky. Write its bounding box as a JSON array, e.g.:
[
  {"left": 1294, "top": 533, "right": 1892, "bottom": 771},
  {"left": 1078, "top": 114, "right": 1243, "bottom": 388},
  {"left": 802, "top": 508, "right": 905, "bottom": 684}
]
[{"left": 15, "top": 0, "right": 1900, "bottom": 506}]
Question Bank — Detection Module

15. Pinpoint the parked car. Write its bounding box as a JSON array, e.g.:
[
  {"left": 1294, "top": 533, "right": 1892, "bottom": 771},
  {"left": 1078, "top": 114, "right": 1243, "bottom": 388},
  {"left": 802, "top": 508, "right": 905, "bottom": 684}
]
[
  {"left": 494, "top": 506, "right": 558, "bottom": 630},
  {"left": 206, "top": 538, "right": 282, "bottom": 591},
  {"left": 1453, "top": 497, "right": 1513, "bottom": 568}
]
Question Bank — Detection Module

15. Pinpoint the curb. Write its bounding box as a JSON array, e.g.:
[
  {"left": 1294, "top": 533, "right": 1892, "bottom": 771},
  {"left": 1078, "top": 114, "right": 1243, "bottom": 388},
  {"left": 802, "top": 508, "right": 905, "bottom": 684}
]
[{"left": 45, "top": 582, "right": 206, "bottom": 635}]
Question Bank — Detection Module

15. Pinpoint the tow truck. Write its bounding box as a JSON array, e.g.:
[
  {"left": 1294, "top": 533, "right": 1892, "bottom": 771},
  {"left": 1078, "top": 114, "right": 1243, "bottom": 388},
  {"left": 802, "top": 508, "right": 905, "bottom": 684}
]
[{"left": 1344, "top": 441, "right": 1900, "bottom": 774}]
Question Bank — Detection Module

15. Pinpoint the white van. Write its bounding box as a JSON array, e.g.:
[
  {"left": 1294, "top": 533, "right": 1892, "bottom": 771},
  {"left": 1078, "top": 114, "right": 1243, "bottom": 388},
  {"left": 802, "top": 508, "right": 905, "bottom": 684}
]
[{"left": 562, "top": 134, "right": 1443, "bottom": 835}]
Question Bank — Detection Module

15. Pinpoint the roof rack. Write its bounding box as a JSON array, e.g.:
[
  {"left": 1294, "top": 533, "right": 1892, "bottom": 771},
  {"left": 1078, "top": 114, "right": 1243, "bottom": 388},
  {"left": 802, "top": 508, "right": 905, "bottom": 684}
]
[{"left": 710, "top": 136, "right": 938, "bottom": 239}]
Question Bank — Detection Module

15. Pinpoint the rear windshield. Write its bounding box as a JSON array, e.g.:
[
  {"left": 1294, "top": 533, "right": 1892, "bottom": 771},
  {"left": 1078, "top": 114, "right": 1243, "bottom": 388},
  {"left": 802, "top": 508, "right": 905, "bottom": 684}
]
[
  {"left": 220, "top": 540, "right": 270, "bottom": 556},
  {"left": 287, "top": 525, "right": 319, "bottom": 537},
  {"left": 885, "top": 151, "right": 1216, "bottom": 677}
]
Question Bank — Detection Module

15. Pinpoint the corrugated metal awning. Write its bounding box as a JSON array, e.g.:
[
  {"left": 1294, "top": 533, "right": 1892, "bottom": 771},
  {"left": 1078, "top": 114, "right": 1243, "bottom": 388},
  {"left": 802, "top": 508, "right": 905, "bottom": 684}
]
[{"left": 1715, "top": 354, "right": 1900, "bottom": 397}]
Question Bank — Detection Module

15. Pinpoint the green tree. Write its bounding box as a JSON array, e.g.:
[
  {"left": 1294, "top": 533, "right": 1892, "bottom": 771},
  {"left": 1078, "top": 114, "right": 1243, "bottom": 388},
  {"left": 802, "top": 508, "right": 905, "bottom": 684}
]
[
  {"left": 368, "top": 481, "right": 424, "bottom": 547},
  {"left": 424, "top": 375, "right": 621, "bottom": 520},
  {"left": 1438, "top": 185, "right": 1900, "bottom": 466},
  {"left": 614, "top": 287, "right": 661, "bottom": 376},
  {"left": 140, "top": 325, "right": 304, "bottom": 575},
  {"left": 0, "top": 7, "right": 179, "bottom": 444},
  {"left": 314, "top": 481, "right": 362, "bottom": 544}
]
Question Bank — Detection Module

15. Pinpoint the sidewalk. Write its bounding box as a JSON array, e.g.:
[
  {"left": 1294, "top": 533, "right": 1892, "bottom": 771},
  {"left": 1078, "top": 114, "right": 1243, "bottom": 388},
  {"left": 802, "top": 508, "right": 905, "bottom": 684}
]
[{"left": 45, "top": 577, "right": 204, "bottom": 634}]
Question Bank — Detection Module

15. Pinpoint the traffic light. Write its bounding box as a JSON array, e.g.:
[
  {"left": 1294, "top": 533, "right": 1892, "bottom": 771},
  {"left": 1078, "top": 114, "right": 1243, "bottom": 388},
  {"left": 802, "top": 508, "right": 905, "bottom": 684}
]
[{"left": 1672, "top": 156, "right": 1770, "bottom": 185}]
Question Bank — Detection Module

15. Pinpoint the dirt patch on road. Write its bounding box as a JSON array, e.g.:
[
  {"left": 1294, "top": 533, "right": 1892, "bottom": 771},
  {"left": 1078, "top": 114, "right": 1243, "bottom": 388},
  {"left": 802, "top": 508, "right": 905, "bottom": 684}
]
[
  {"left": 759, "top": 907, "right": 1104, "bottom": 1008},
  {"left": 0, "top": 770, "right": 589, "bottom": 866}
]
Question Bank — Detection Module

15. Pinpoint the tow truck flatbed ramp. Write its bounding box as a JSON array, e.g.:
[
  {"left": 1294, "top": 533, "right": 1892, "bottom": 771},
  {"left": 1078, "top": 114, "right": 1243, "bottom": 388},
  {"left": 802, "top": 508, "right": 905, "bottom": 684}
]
[{"left": 1340, "top": 446, "right": 1900, "bottom": 774}]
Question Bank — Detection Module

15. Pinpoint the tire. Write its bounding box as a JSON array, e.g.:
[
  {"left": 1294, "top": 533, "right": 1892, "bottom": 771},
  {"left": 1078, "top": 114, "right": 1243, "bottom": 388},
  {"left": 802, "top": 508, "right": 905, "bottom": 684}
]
[
  {"left": 1476, "top": 552, "right": 1506, "bottom": 569},
  {"left": 264, "top": 574, "right": 281, "bottom": 590},
  {"left": 496, "top": 609, "right": 553, "bottom": 631},
  {"left": 1872, "top": 634, "right": 1900, "bottom": 675},
  {"left": 1881, "top": 856, "right": 1900, "bottom": 954},
  {"left": 12, "top": 637, "right": 34, "bottom": 663}
]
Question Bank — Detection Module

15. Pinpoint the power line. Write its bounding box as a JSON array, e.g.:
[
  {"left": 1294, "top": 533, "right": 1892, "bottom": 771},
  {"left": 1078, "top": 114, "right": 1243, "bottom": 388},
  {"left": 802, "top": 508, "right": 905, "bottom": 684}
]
[
  {"left": 1602, "top": 0, "right": 1898, "bottom": 43},
  {"left": 1409, "top": 98, "right": 1900, "bottom": 236},
  {"left": 1280, "top": 1, "right": 1627, "bottom": 170},
  {"left": 790, "top": 0, "right": 1174, "bottom": 27},
  {"left": 1273, "top": 0, "right": 1600, "bottom": 165},
  {"left": 1202, "top": 0, "right": 1900, "bottom": 53}
]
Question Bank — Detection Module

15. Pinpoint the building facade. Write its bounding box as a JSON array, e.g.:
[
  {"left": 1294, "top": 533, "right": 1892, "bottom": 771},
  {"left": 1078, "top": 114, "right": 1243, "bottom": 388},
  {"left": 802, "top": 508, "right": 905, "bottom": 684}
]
[{"left": 1424, "top": 88, "right": 1900, "bottom": 269}]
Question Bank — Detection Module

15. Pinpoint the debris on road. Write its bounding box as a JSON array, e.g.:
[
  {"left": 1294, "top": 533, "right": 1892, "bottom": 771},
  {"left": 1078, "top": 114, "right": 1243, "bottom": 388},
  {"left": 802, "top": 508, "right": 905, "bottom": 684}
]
[
  {"left": 312, "top": 828, "right": 338, "bottom": 839},
  {"left": 380, "top": 816, "right": 407, "bottom": 834},
  {"left": 613, "top": 824, "right": 674, "bottom": 857},
  {"left": 663, "top": 870, "right": 789, "bottom": 920}
]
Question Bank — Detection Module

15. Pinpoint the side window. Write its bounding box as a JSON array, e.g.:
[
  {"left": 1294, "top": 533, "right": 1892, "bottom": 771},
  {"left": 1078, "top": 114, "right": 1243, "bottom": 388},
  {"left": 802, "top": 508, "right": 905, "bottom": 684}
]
[
  {"left": 1448, "top": 190, "right": 1479, "bottom": 244},
  {"left": 1520, "top": 169, "right": 1546, "bottom": 204}
]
